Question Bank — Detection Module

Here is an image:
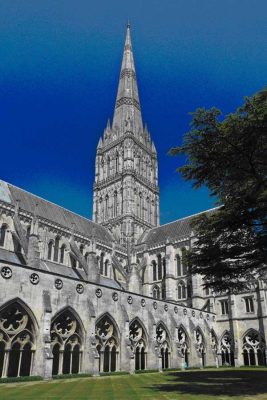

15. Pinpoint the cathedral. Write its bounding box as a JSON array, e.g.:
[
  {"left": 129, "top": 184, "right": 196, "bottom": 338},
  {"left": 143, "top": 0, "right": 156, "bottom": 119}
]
[{"left": 0, "top": 24, "right": 266, "bottom": 380}]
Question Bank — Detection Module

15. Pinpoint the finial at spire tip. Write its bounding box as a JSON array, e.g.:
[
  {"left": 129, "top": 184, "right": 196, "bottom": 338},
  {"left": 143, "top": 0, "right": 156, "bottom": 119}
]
[{"left": 127, "top": 19, "right": 130, "bottom": 29}]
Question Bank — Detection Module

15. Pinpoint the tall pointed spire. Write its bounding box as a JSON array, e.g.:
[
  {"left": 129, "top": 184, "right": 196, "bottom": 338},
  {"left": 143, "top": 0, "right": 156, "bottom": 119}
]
[{"left": 112, "top": 23, "right": 143, "bottom": 135}]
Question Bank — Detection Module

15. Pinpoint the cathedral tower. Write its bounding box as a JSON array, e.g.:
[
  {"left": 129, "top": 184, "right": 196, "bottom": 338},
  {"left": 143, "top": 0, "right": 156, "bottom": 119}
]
[{"left": 93, "top": 24, "right": 159, "bottom": 246}]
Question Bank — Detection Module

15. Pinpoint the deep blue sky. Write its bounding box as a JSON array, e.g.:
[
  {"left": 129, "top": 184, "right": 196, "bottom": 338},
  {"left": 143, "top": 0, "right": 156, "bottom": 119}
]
[{"left": 0, "top": 1, "right": 266, "bottom": 224}]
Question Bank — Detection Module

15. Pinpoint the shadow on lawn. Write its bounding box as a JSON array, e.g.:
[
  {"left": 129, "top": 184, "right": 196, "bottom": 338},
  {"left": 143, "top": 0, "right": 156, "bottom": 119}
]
[{"left": 148, "top": 369, "right": 267, "bottom": 397}]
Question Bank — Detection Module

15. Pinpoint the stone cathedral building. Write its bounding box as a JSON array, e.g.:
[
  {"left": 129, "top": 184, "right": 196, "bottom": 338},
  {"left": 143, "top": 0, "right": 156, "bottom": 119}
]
[{"left": 0, "top": 25, "right": 266, "bottom": 380}]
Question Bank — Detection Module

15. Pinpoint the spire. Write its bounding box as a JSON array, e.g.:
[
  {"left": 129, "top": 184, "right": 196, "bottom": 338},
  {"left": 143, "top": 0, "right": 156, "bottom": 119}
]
[{"left": 112, "top": 23, "right": 143, "bottom": 135}]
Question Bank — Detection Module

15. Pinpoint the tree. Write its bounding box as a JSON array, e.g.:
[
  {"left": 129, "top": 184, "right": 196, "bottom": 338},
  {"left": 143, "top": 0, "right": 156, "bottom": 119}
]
[{"left": 170, "top": 88, "right": 267, "bottom": 292}]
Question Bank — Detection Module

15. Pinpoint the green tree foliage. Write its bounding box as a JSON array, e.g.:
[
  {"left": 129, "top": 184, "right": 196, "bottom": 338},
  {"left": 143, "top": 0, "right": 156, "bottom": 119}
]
[{"left": 170, "top": 88, "right": 267, "bottom": 292}]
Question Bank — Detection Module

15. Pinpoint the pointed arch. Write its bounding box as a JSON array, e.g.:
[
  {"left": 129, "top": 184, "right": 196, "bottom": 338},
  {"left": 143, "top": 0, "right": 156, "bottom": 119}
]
[
  {"left": 95, "top": 312, "right": 121, "bottom": 340},
  {"left": 51, "top": 307, "right": 84, "bottom": 375},
  {"left": 129, "top": 317, "right": 148, "bottom": 371},
  {"left": 0, "top": 297, "right": 39, "bottom": 332},
  {"left": 0, "top": 298, "right": 37, "bottom": 378},
  {"left": 156, "top": 321, "right": 171, "bottom": 369},
  {"left": 95, "top": 312, "right": 120, "bottom": 372},
  {"left": 219, "top": 330, "right": 235, "bottom": 366},
  {"left": 242, "top": 329, "right": 266, "bottom": 366},
  {"left": 194, "top": 326, "right": 206, "bottom": 367},
  {"left": 177, "top": 324, "right": 190, "bottom": 366},
  {"left": 129, "top": 317, "right": 148, "bottom": 343},
  {"left": 51, "top": 306, "right": 85, "bottom": 336},
  {"left": 152, "top": 284, "right": 160, "bottom": 299}
]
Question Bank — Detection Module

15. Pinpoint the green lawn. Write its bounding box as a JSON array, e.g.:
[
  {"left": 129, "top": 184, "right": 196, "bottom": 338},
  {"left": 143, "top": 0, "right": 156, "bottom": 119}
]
[{"left": 1, "top": 368, "right": 267, "bottom": 400}]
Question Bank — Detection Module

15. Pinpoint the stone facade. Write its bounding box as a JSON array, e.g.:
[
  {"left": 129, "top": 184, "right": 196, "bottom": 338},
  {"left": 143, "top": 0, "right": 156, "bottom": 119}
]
[{"left": 0, "top": 24, "right": 266, "bottom": 380}]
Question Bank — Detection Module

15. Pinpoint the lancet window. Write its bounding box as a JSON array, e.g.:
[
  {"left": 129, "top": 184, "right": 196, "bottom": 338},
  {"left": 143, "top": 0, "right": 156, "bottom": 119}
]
[
  {"left": 156, "top": 323, "right": 170, "bottom": 369},
  {"left": 178, "top": 281, "right": 186, "bottom": 300},
  {"left": 129, "top": 319, "right": 147, "bottom": 371},
  {"left": 0, "top": 302, "right": 36, "bottom": 378},
  {"left": 0, "top": 224, "right": 7, "bottom": 247},
  {"left": 95, "top": 315, "right": 119, "bottom": 373},
  {"left": 243, "top": 330, "right": 266, "bottom": 366},
  {"left": 53, "top": 236, "right": 60, "bottom": 262},
  {"left": 152, "top": 285, "right": 160, "bottom": 299},
  {"left": 51, "top": 309, "right": 83, "bottom": 376},
  {"left": 47, "top": 241, "right": 53, "bottom": 261},
  {"left": 60, "top": 245, "right": 66, "bottom": 264}
]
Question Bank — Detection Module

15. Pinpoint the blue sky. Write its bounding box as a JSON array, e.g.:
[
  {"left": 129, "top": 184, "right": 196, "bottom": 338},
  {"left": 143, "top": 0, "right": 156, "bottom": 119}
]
[{"left": 0, "top": 0, "right": 266, "bottom": 224}]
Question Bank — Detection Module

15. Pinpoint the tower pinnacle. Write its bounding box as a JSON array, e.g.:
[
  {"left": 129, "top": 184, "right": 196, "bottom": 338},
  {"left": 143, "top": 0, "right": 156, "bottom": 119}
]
[{"left": 112, "top": 24, "right": 143, "bottom": 135}]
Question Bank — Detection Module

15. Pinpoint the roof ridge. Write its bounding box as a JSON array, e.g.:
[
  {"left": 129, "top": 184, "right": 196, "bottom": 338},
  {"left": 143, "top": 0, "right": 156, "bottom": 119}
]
[
  {"left": 157, "top": 206, "right": 220, "bottom": 229},
  {"left": 1, "top": 179, "right": 102, "bottom": 228}
]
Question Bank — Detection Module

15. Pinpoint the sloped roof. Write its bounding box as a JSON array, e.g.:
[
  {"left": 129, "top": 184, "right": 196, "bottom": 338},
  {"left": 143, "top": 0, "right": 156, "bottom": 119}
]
[
  {"left": 0, "top": 180, "right": 114, "bottom": 245},
  {"left": 140, "top": 208, "right": 218, "bottom": 247}
]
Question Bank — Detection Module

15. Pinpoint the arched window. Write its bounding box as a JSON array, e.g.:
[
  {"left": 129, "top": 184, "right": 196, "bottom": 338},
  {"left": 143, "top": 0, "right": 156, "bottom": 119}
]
[
  {"left": 178, "top": 326, "right": 190, "bottom": 367},
  {"left": 78, "top": 245, "right": 84, "bottom": 269},
  {"left": 242, "top": 330, "right": 266, "bottom": 366},
  {"left": 129, "top": 319, "right": 147, "bottom": 371},
  {"left": 95, "top": 315, "right": 119, "bottom": 373},
  {"left": 47, "top": 241, "right": 53, "bottom": 261},
  {"left": 104, "top": 260, "right": 109, "bottom": 277},
  {"left": 60, "top": 245, "right": 66, "bottom": 264},
  {"left": 152, "top": 260, "right": 157, "bottom": 281},
  {"left": 115, "top": 152, "right": 119, "bottom": 174},
  {"left": 181, "top": 248, "right": 187, "bottom": 275},
  {"left": 156, "top": 323, "right": 171, "bottom": 369},
  {"left": 194, "top": 328, "right": 206, "bottom": 367},
  {"left": 100, "top": 253, "right": 105, "bottom": 275},
  {"left": 178, "top": 281, "right": 186, "bottom": 300},
  {"left": 26, "top": 225, "right": 31, "bottom": 242},
  {"left": 152, "top": 285, "right": 160, "bottom": 299},
  {"left": 147, "top": 197, "right": 150, "bottom": 223},
  {"left": 53, "top": 236, "right": 60, "bottom": 262},
  {"left": 157, "top": 254, "right": 162, "bottom": 280},
  {"left": 176, "top": 255, "right": 181, "bottom": 277},
  {"left": 105, "top": 196, "right": 109, "bottom": 219},
  {"left": 0, "top": 302, "right": 36, "bottom": 378},
  {"left": 163, "top": 257, "right": 166, "bottom": 278},
  {"left": 107, "top": 156, "right": 110, "bottom": 178},
  {"left": 84, "top": 252, "right": 89, "bottom": 265},
  {"left": 220, "top": 331, "right": 235, "bottom": 366},
  {"left": 114, "top": 191, "right": 118, "bottom": 217},
  {"left": 51, "top": 309, "right": 83, "bottom": 375},
  {"left": 0, "top": 224, "right": 7, "bottom": 247}
]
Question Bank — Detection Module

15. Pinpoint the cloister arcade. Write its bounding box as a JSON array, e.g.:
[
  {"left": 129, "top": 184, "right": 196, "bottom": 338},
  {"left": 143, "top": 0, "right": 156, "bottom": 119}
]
[{"left": 0, "top": 299, "right": 266, "bottom": 378}]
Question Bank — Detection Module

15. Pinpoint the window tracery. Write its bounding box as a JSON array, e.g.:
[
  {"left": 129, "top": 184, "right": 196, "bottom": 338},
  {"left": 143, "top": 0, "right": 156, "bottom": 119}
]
[
  {"left": 0, "top": 302, "right": 35, "bottom": 378},
  {"left": 51, "top": 310, "right": 83, "bottom": 375},
  {"left": 156, "top": 323, "right": 170, "bottom": 369},
  {"left": 220, "top": 331, "right": 234, "bottom": 366},
  {"left": 243, "top": 330, "right": 266, "bottom": 366},
  {"left": 129, "top": 319, "right": 147, "bottom": 370},
  {"left": 177, "top": 326, "right": 189, "bottom": 366},
  {"left": 194, "top": 328, "right": 205, "bottom": 367},
  {"left": 95, "top": 315, "right": 119, "bottom": 372}
]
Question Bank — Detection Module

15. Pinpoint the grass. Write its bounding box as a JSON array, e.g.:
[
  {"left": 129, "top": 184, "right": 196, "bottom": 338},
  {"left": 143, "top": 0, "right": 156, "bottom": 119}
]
[{"left": 1, "top": 368, "right": 267, "bottom": 400}]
